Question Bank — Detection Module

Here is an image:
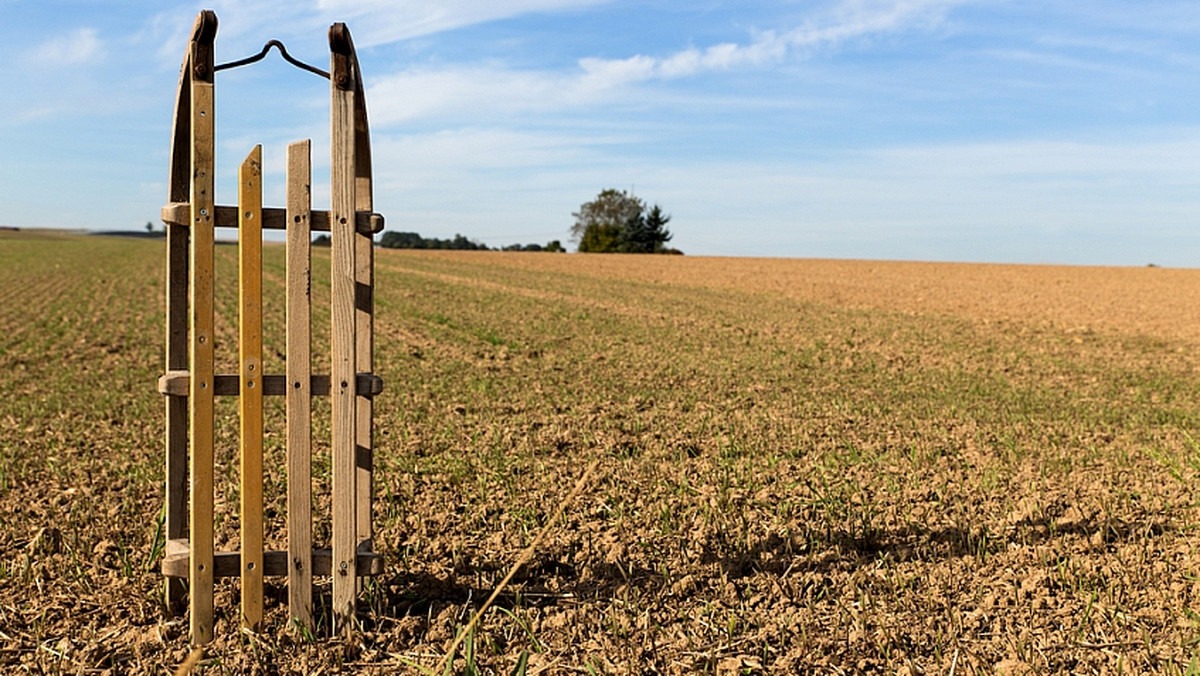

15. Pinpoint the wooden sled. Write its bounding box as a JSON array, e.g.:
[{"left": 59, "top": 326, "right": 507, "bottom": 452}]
[{"left": 159, "top": 10, "right": 385, "bottom": 644}]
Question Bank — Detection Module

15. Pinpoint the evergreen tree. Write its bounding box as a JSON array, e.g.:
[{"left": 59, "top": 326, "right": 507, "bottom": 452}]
[
  {"left": 615, "top": 205, "right": 670, "bottom": 253},
  {"left": 643, "top": 204, "right": 673, "bottom": 253}
]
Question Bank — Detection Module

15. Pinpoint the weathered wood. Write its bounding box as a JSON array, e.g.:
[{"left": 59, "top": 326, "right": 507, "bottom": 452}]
[
  {"left": 329, "top": 21, "right": 359, "bottom": 637},
  {"left": 160, "top": 203, "right": 384, "bottom": 234},
  {"left": 187, "top": 8, "right": 217, "bottom": 647},
  {"left": 159, "top": 11, "right": 384, "bottom": 642},
  {"left": 238, "top": 145, "right": 265, "bottom": 632},
  {"left": 157, "top": 371, "right": 382, "bottom": 397},
  {"left": 162, "top": 542, "right": 384, "bottom": 578},
  {"left": 163, "top": 27, "right": 192, "bottom": 613},
  {"left": 164, "top": 225, "right": 189, "bottom": 613},
  {"left": 353, "top": 70, "right": 376, "bottom": 557},
  {"left": 286, "top": 139, "right": 314, "bottom": 632}
]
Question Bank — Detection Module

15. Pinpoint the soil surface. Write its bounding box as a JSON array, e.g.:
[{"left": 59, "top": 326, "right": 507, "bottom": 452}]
[{"left": 4, "top": 234, "right": 1200, "bottom": 674}]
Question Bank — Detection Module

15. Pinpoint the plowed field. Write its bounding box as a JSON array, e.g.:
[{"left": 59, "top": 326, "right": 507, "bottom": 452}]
[{"left": 5, "top": 230, "right": 1200, "bottom": 674}]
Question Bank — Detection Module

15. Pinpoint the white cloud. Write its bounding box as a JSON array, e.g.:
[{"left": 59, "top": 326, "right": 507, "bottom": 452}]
[
  {"left": 788, "top": 0, "right": 961, "bottom": 47},
  {"left": 311, "top": 0, "right": 614, "bottom": 45},
  {"left": 365, "top": 0, "right": 971, "bottom": 125},
  {"left": 368, "top": 67, "right": 562, "bottom": 126},
  {"left": 583, "top": 32, "right": 789, "bottom": 83},
  {"left": 32, "top": 28, "right": 105, "bottom": 68}
]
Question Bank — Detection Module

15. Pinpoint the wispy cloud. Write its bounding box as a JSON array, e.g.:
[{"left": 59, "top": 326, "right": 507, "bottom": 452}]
[
  {"left": 31, "top": 28, "right": 105, "bottom": 68},
  {"left": 792, "top": 0, "right": 962, "bottom": 46},
  {"left": 617, "top": 0, "right": 965, "bottom": 78},
  {"left": 367, "top": 0, "right": 968, "bottom": 125},
  {"left": 312, "top": 0, "right": 615, "bottom": 45}
]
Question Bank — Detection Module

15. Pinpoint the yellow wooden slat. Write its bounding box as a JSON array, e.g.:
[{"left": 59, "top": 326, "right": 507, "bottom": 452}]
[
  {"left": 238, "top": 145, "right": 264, "bottom": 632},
  {"left": 330, "top": 23, "right": 359, "bottom": 637},
  {"left": 286, "top": 139, "right": 314, "bottom": 632},
  {"left": 187, "top": 10, "right": 217, "bottom": 646}
]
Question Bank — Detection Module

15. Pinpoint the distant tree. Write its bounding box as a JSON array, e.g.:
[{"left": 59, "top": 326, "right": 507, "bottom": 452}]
[
  {"left": 642, "top": 205, "right": 672, "bottom": 252},
  {"left": 498, "top": 240, "right": 565, "bottom": 252},
  {"left": 377, "top": 229, "right": 564, "bottom": 253},
  {"left": 578, "top": 222, "right": 622, "bottom": 253},
  {"left": 571, "top": 189, "right": 644, "bottom": 252},
  {"left": 617, "top": 204, "right": 672, "bottom": 253},
  {"left": 377, "top": 230, "right": 489, "bottom": 250},
  {"left": 379, "top": 231, "right": 423, "bottom": 248},
  {"left": 571, "top": 189, "right": 675, "bottom": 254},
  {"left": 312, "top": 234, "right": 332, "bottom": 247},
  {"left": 145, "top": 221, "right": 154, "bottom": 234}
]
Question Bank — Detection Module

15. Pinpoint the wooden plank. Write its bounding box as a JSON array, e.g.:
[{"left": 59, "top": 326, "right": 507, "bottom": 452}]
[
  {"left": 238, "top": 145, "right": 264, "bottom": 632},
  {"left": 330, "top": 22, "right": 359, "bottom": 637},
  {"left": 355, "top": 238, "right": 375, "bottom": 558},
  {"left": 164, "top": 224, "right": 189, "bottom": 613},
  {"left": 157, "top": 372, "right": 382, "bottom": 397},
  {"left": 187, "top": 9, "right": 217, "bottom": 647},
  {"left": 285, "top": 139, "right": 314, "bottom": 632},
  {"left": 162, "top": 543, "right": 384, "bottom": 578},
  {"left": 163, "top": 32, "right": 192, "bottom": 613},
  {"left": 352, "top": 50, "right": 377, "bottom": 559},
  {"left": 160, "top": 203, "right": 384, "bottom": 234}
]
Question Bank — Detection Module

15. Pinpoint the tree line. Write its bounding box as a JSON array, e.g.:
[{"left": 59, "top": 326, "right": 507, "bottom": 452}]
[
  {"left": 371, "top": 188, "right": 678, "bottom": 254},
  {"left": 376, "top": 231, "right": 564, "bottom": 252}
]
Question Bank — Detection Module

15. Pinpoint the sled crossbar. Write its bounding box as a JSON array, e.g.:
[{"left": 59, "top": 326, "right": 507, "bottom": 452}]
[
  {"left": 159, "top": 203, "right": 384, "bottom": 233},
  {"left": 157, "top": 371, "right": 383, "bottom": 397},
  {"left": 159, "top": 10, "right": 381, "bottom": 645}
]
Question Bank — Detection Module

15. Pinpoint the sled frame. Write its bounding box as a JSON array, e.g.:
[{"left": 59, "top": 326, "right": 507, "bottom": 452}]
[{"left": 159, "top": 10, "right": 383, "bottom": 644}]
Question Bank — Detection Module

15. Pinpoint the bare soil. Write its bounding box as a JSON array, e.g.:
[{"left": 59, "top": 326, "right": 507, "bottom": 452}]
[{"left": 5, "top": 234, "right": 1200, "bottom": 674}]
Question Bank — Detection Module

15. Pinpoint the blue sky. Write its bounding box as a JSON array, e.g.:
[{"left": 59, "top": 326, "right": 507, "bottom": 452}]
[{"left": 4, "top": 1, "right": 1200, "bottom": 265}]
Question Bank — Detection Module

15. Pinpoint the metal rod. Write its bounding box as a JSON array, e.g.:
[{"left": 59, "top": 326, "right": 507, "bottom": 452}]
[{"left": 215, "top": 40, "right": 330, "bottom": 79}]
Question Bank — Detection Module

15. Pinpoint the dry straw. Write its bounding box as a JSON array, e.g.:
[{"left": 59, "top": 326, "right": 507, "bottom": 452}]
[
  {"left": 434, "top": 459, "right": 601, "bottom": 674},
  {"left": 173, "top": 647, "right": 205, "bottom": 676}
]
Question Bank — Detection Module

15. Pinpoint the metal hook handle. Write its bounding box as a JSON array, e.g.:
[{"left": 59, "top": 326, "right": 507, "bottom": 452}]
[{"left": 215, "top": 40, "right": 330, "bottom": 79}]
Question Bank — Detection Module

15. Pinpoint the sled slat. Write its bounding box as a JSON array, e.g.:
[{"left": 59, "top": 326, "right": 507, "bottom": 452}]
[
  {"left": 186, "top": 9, "right": 217, "bottom": 646},
  {"left": 238, "top": 145, "right": 264, "bottom": 632},
  {"left": 329, "top": 22, "right": 359, "bottom": 637},
  {"left": 286, "top": 139, "right": 314, "bottom": 633}
]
